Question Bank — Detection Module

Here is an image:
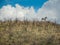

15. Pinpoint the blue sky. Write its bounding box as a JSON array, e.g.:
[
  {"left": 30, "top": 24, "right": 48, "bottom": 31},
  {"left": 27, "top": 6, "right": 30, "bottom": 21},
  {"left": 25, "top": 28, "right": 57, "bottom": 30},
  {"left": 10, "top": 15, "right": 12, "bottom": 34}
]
[{"left": 0, "top": 0, "right": 48, "bottom": 9}]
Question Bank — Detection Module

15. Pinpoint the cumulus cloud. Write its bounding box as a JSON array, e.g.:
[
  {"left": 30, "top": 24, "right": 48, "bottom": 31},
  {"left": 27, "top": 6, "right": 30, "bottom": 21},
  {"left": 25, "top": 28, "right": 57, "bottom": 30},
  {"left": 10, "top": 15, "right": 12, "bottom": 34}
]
[
  {"left": 0, "top": 0, "right": 60, "bottom": 23},
  {"left": 0, "top": 4, "right": 37, "bottom": 21},
  {"left": 38, "top": 0, "right": 60, "bottom": 23}
]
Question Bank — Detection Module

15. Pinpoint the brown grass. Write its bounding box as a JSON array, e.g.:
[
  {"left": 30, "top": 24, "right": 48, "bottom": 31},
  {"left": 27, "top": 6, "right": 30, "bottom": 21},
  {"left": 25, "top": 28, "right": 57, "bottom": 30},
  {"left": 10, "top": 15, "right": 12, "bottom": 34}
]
[{"left": 0, "top": 20, "right": 60, "bottom": 45}]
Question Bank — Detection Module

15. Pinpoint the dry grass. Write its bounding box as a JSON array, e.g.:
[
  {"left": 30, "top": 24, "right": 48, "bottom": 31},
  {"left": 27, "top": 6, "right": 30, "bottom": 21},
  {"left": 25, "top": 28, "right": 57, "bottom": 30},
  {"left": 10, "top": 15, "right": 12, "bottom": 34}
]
[{"left": 0, "top": 20, "right": 60, "bottom": 45}]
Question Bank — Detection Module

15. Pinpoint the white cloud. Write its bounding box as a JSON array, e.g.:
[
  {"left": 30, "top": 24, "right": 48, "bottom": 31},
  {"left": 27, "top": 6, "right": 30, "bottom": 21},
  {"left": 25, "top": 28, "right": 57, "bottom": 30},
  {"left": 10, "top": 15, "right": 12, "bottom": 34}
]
[
  {"left": 37, "top": 0, "right": 60, "bottom": 23},
  {"left": 0, "top": 4, "right": 37, "bottom": 21},
  {"left": 0, "top": 0, "right": 60, "bottom": 23}
]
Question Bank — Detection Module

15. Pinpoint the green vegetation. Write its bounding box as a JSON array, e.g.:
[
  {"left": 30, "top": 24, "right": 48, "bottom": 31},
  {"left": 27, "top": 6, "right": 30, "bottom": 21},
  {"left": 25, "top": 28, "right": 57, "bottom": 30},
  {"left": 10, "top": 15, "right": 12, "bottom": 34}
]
[{"left": 0, "top": 20, "right": 60, "bottom": 45}]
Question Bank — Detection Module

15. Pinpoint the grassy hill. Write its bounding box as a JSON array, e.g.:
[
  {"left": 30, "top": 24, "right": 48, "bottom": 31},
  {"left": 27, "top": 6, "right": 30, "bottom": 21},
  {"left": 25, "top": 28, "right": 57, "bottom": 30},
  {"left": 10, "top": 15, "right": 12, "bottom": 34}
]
[{"left": 0, "top": 20, "right": 60, "bottom": 45}]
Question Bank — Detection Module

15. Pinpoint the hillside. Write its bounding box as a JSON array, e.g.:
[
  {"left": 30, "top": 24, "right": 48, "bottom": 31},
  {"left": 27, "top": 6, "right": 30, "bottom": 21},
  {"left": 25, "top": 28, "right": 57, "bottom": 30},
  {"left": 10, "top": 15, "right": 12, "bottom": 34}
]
[{"left": 0, "top": 20, "right": 60, "bottom": 45}]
